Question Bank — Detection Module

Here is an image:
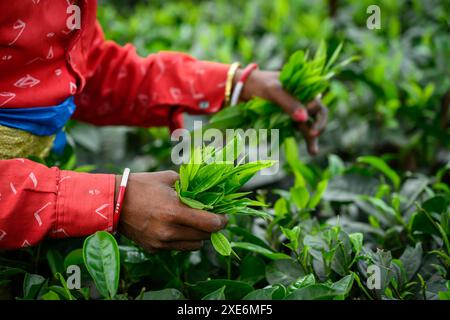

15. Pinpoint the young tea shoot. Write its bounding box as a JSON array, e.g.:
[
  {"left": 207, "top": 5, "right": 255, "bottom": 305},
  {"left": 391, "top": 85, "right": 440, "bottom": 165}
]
[
  {"left": 208, "top": 42, "right": 356, "bottom": 140},
  {"left": 174, "top": 134, "right": 276, "bottom": 257}
]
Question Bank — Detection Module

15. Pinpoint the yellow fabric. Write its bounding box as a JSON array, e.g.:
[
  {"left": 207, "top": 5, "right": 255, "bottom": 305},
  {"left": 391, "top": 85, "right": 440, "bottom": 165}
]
[{"left": 0, "top": 125, "right": 55, "bottom": 160}]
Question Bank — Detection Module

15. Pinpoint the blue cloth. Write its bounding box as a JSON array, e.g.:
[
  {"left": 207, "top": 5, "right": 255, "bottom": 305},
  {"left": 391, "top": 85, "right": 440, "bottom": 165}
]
[{"left": 0, "top": 96, "right": 76, "bottom": 154}]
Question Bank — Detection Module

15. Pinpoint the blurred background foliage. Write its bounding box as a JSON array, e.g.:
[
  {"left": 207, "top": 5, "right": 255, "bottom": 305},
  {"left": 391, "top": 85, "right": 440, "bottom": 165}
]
[
  {"left": 1, "top": 0, "right": 449, "bottom": 301},
  {"left": 66, "top": 0, "right": 450, "bottom": 177}
]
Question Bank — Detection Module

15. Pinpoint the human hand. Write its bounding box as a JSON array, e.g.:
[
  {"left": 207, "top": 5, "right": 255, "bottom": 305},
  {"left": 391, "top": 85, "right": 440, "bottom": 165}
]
[
  {"left": 116, "top": 171, "right": 228, "bottom": 252},
  {"left": 235, "top": 69, "right": 328, "bottom": 155}
]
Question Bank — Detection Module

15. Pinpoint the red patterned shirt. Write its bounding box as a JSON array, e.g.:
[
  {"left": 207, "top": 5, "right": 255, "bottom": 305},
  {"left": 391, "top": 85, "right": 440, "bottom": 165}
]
[{"left": 0, "top": 0, "right": 229, "bottom": 249}]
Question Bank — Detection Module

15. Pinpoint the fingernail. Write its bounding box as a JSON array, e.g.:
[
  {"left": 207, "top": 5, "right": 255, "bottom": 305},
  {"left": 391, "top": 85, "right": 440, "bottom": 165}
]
[
  {"left": 293, "top": 108, "right": 308, "bottom": 122},
  {"left": 220, "top": 215, "right": 228, "bottom": 227}
]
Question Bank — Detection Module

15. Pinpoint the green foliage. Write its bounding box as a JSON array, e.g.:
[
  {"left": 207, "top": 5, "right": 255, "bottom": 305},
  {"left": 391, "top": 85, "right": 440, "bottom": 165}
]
[
  {"left": 1, "top": 0, "right": 449, "bottom": 301},
  {"left": 175, "top": 135, "right": 276, "bottom": 256},
  {"left": 5, "top": 153, "right": 444, "bottom": 300},
  {"left": 208, "top": 43, "right": 356, "bottom": 140}
]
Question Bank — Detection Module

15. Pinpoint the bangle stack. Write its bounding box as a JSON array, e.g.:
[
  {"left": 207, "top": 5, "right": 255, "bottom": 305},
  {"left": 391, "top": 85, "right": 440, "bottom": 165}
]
[{"left": 225, "top": 62, "right": 259, "bottom": 107}]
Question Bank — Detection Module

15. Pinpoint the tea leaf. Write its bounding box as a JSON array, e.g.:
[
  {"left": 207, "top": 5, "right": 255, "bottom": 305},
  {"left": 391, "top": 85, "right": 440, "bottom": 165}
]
[
  {"left": 211, "top": 232, "right": 232, "bottom": 256},
  {"left": 357, "top": 156, "right": 400, "bottom": 190},
  {"left": 83, "top": 231, "right": 120, "bottom": 299},
  {"left": 290, "top": 186, "right": 310, "bottom": 209},
  {"left": 140, "top": 289, "right": 185, "bottom": 300},
  {"left": 308, "top": 180, "right": 328, "bottom": 209},
  {"left": 187, "top": 280, "right": 253, "bottom": 300},
  {"left": 202, "top": 286, "right": 226, "bottom": 300}
]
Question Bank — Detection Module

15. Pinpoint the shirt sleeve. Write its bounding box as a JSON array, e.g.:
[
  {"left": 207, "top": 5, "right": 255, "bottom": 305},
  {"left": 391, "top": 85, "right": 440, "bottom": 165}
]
[
  {"left": 0, "top": 158, "right": 116, "bottom": 250},
  {"left": 73, "top": 22, "right": 230, "bottom": 131}
]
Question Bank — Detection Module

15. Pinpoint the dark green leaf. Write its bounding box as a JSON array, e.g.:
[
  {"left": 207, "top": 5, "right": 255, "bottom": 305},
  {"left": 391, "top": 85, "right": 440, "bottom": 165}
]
[
  {"left": 202, "top": 286, "right": 226, "bottom": 300},
  {"left": 188, "top": 280, "right": 253, "bottom": 300},
  {"left": 266, "top": 260, "right": 305, "bottom": 286},
  {"left": 140, "top": 289, "right": 185, "bottom": 300},
  {"left": 83, "top": 231, "right": 120, "bottom": 299}
]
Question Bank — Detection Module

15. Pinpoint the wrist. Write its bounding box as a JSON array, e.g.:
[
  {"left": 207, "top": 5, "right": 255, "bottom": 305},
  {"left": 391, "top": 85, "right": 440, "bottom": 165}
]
[{"left": 231, "top": 64, "right": 260, "bottom": 105}]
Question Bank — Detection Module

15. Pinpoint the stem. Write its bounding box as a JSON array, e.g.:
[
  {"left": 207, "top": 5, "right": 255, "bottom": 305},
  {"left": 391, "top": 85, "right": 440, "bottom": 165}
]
[
  {"left": 417, "top": 204, "right": 450, "bottom": 254},
  {"left": 352, "top": 272, "right": 374, "bottom": 300}
]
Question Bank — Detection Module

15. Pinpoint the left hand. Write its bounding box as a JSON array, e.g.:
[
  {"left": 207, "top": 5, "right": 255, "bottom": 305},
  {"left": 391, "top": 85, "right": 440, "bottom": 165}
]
[{"left": 235, "top": 69, "right": 328, "bottom": 155}]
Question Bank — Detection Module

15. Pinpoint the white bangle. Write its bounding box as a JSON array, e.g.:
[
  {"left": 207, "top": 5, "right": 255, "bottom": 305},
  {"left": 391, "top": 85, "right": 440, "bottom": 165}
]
[
  {"left": 230, "top": 81, "right": 245, "bottom": 107},
  {"left": 230, "top": 63, "right": 258, "bottom": 106}
]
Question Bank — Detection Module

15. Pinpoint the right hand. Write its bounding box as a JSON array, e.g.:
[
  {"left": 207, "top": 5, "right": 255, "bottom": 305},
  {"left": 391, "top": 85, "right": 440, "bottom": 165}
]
[
  {"left": 237, "top": 69, "right": 328, "bottom": 155},
  {"left": 116, "top": 171, "right": 228, "bottom": 252}
]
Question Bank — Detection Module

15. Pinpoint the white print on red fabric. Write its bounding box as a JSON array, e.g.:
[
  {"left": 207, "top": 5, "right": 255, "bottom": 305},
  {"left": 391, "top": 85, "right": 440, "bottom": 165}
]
[
  {"left": 95, "top": 203, "right": 110, "bottom": 220},
  {"left": 52, "top": 228, "right": 69, "bottom": 237},
  {"left": 55, "top": 69, "right": 62, "bottom": 76},
  {"left": 0, "top": 92, "right": 16, "bottom": 106},
  {"left": 46, "top": 46, "right": 54, "bottom": 59},
  {"left": 59, "top": 176, "right": 71, "bottom": 183},
  {"left": 10, "top": 182, "right": 17, "bottom": 195},
  {"left": 29, "top": 172, "right": 38, "bottom": 188},
  {"left": 8, "top": 19, "right": 26, "bottom": 46},
  {"left": 88, "top": 189, "right": 101, "bottom": 195},
  {"left": 2, "top": 55, "right": 12, "bottom": 61},
  {"left": 26, "top": 57, "right": 45, "bottom": 65},
  {"left": 34, "top": 202, "right": 52, "bottom": 227},
  {"left": 21, "top": 240, "right": 31, "bottom": 247},
  {"left": 189, "top": 80, "right": 205, "bottom": 100},
  {"left": 14, "top": 74, "right": 40, "bottom": 88},
  {"left": 0, "top": 229, "right": 6, "bottom": 241},
  {"left": 69, "top": 82, "right": 77, "bottom": 94},
  {"left": 27, "top": 46, "right": 55, "bottom": 65}
]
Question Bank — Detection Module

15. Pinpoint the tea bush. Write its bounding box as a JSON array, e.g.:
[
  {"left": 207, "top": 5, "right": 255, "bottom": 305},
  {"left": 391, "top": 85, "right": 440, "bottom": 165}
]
[{"left": 0, "top": 0, "right": 449, "bottom": 300}]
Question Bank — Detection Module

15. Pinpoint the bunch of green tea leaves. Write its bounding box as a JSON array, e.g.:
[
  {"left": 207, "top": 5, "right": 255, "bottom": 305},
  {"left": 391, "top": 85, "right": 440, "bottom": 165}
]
[
  {"left": 207, "top": 42, "right": 356, "bottom": 140},
  {"left": 174, "top": 135, "right": 275, "bottom": 256}
]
